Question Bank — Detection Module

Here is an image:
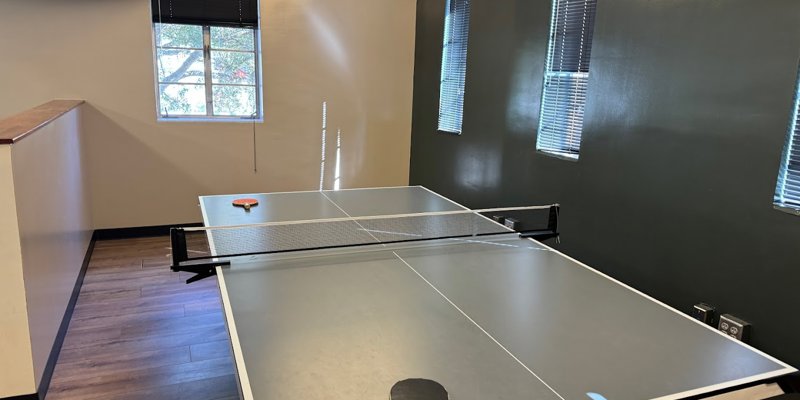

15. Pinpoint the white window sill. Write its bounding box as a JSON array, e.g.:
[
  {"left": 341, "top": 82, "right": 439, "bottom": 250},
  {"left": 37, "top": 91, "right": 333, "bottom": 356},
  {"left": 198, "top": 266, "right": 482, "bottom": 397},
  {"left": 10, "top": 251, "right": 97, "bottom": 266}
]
[
  {"left": 537, "top": 149, "right": 579, "bottom": 162},
  {"left": 157, "top": 117, "right": 263, "bottom": 123},
  {"left": 774, "top": 203, "right": 800, "bottom": 217}
]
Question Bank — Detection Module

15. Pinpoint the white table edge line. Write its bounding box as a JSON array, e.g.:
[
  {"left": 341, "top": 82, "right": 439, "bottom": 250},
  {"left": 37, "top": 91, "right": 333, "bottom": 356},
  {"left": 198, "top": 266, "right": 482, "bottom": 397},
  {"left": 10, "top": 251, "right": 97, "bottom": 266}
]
[
  {"left": 216, "top": 266, "right": 255, "bottom": 400},
  {"left": 199, "top": 185, "right": 421, "bottom": 199},
  {"left": 201, "top": 199, "right": 254, "bottom": 400},
  {"left": 649, "top": 367, "right": 798, "bottom": 400}
]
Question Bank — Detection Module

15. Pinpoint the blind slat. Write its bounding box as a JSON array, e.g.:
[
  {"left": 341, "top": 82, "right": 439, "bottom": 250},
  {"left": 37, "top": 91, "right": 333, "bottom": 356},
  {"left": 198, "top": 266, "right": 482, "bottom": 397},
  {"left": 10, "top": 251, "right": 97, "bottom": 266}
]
[
  {"left": 536, "top": 0, "right": 597, "bottom": 158},
  {"left": 438, "top": 0, "right": 471, "bottom": 134}
]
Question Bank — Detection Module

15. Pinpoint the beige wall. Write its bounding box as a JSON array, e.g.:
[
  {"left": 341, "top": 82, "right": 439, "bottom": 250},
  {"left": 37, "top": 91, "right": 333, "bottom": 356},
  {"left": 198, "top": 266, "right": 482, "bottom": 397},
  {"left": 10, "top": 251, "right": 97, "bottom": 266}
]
[
  {"left": 0, "top": 146, "right": 36, "bottom": 396},
  {"left": 0, "top": 106, "right": 93, "bottom": 398},
  {"left": 11, "top": 108, "right": 94, "bottom": 390},
  {"left": 0, "top": 0, "right": 417, "bottom": 228}
]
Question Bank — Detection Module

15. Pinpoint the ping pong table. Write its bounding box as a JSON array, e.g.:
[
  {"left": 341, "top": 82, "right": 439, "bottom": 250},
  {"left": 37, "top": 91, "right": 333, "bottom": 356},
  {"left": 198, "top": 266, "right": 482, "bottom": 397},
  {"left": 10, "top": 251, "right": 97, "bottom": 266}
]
[{"left": 187, "top": 186, "right": 794, "bottom": 400}]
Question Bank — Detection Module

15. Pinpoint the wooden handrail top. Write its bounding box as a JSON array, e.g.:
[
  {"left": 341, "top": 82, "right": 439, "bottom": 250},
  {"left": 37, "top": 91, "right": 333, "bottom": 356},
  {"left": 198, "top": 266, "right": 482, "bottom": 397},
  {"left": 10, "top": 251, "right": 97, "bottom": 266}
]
[{"left": 0, "top": 100, "right": 85, "bottom": 145}]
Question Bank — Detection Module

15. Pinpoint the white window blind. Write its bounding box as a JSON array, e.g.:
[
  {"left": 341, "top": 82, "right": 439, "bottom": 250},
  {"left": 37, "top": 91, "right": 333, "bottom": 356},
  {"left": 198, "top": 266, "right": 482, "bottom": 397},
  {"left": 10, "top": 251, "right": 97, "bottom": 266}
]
[
  {"left": 775, "top": 71, "right": 800, "bottom": 212},
  {"left": 537, "top": 0, "right": 598, "bottom": 159},
  {"left": 438, "top": 0, "right": 471, "bottom": 134}
]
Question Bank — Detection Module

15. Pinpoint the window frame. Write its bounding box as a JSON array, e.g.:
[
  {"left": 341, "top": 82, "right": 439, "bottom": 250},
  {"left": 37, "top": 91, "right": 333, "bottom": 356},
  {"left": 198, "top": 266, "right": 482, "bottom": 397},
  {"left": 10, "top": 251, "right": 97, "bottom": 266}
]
[
  {"left": 774, "top": 68, "right": 800, "bottom": 216},
  {"left": 153, "top": 23, "right": 263, "bottom": 122},
  {"left": 437, "top": 0, "right": 471, "bottom": 135},
  {"left": 535, "top": 0, "right": 598, "bottom": 161}
]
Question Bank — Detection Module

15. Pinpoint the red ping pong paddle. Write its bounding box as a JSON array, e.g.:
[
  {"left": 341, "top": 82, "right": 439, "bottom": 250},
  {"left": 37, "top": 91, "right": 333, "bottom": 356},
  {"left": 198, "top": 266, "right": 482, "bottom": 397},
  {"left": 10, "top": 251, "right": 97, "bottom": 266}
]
[{"left": 232, "top": 198, "right": 259, "bottom": 211}]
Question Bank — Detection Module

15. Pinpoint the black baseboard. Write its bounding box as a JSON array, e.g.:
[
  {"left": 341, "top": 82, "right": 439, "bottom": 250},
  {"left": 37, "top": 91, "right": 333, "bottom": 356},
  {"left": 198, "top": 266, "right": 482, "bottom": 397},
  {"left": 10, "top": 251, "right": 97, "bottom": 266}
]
[
  {"left": 779, "top": 372, "right": 800, "bottom": 393},
  {"left": 0, "top": 233, "right": 97, "bottom": 400},
  {"left": 94, "top": 223, "right": 202, "bottom": 240},
  {"left": 39, "top": 232, "right": 96, "bottom": 399},
  {"left": 4, "top": 223, "right": 198, "bottom": 400},
  {"left": 1, "top": 393, "right": 39, "bottom": 400}
]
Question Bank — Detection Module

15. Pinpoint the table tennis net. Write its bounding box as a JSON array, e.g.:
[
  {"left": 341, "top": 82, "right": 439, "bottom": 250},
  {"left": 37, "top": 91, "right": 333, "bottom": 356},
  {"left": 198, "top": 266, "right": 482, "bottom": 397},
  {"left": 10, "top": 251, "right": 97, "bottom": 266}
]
[{"left": 172, "top": 205, "right": 559, "bottom": 265}]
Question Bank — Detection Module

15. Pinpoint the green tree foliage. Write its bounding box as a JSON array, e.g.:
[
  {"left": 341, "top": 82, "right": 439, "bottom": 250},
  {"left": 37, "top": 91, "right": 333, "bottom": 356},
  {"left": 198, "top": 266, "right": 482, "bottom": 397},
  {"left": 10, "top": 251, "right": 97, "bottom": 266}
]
[{"left": 156, "top": 23, "right": 258, "bottom": 117}]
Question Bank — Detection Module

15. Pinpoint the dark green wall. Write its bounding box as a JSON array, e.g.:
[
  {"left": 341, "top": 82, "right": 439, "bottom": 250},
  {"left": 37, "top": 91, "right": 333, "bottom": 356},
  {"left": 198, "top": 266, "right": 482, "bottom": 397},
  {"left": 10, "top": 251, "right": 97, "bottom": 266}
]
[{"left": 410, "top": 0, "right": 800, "bottom": 366}]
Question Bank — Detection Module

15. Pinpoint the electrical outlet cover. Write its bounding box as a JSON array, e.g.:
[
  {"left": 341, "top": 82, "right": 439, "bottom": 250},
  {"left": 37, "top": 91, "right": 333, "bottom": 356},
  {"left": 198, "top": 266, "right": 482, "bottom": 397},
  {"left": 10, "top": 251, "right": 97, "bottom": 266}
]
[
  {"left": 691, "top": 303, "right": 716, "bottom": 325},
  {"left": 504, "top": 218, "right": 519, "bottom": 230},
  {"left": 718, "top": 314, "right": 751, "bottom": 342}
]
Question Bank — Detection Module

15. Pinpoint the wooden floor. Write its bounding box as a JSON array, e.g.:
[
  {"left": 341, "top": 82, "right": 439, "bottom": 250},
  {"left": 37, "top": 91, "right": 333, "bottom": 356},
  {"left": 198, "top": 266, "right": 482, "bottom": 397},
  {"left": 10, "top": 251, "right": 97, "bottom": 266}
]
[{"left": 47, "top": 236, "right": 240, "bottom": 400}]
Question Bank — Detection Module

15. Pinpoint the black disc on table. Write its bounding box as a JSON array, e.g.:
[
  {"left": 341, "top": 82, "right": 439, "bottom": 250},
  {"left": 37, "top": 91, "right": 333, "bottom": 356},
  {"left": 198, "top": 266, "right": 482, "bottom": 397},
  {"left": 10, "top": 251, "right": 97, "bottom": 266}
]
[{"left": 390, "top": 378, "right": 448, "bottom": 400}]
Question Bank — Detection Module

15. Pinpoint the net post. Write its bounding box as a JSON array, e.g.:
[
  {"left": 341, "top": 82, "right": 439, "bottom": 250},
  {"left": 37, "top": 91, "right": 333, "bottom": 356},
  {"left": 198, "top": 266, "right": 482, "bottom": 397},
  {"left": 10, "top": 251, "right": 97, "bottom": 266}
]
[
  {"left": 170, "top": 227, "right": 188, "bottom": 271},
  {"left": 170, "top": 227, "right": 229, "bottom": 284},
  {"left": 547, "top": 204, "right": 560, "bottom": 234},
  {"left": 519, "top": 204, "right": 560, "bottom": 241}
]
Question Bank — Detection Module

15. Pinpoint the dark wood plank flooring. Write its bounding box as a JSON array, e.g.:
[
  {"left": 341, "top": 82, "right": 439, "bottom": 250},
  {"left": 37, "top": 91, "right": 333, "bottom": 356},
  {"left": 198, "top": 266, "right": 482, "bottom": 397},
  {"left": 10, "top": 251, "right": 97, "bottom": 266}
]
[{"left": 48, "top": 236, "right": 240, "bottom": 400}]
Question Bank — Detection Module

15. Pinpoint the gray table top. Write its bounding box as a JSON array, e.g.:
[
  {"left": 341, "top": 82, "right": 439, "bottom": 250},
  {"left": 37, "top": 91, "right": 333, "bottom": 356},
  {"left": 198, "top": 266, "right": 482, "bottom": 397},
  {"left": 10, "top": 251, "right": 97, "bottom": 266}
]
[
  {"left": 199, "top": 186, "right": 795, "bottom": 400},
  {"left": 199, "top": 186, "right": 464, "bottom": 227}
]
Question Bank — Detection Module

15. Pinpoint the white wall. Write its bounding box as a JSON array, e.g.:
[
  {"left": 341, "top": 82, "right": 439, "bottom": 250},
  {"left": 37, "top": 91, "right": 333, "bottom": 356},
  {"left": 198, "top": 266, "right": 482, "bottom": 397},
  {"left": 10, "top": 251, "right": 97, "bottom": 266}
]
[
  {"left": 0, "top": 146, "right": 36, "bottom": 396},
  {"left": 11, "top": 107, "right": 94, "bottom": 390},
  {"left": 0, "top": 0, "right": 418, "bottom": 228},
  {"left": 0, "top": 105, "right": 93, "bottom": 398}
]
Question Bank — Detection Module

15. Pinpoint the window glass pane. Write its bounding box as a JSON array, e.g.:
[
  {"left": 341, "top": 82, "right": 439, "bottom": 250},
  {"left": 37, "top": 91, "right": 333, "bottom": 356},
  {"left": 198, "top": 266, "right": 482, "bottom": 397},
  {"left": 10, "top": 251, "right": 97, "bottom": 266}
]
[
  {"left": 536, "top": 0, "right": 597, "bottom": 159},
  {"left": 775, "top": 68, "right": 800, "bottom": 211},
  {"left": 155, "top": 23, "right": 203, "bottom": 48},
  {"left": 157, "top": 49, "right": 205, "bottom": 83},
  {"left": 438, "top": 0, "right": 471, "bottom": 134},
  {"left": 152, "top": 23, "right": 262, "bottom": 120},
  {"left": 213, "top": 85, "right": 256, "bottom": 116},
  {"left": 159, "top": 84, "right": 207, "bottom": 116},
  {"left": 211, "top": 50, "right": 256, "bottom": 84},
  {"left": 210, "top": 26, "right": 255, "bottom": 51}
]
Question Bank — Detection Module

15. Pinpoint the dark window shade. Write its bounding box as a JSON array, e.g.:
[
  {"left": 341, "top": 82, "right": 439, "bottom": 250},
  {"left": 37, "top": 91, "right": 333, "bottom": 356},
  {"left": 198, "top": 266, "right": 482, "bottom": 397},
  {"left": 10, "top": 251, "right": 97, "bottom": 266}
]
[
  {"left": 536, "top": 0, "right": 597, "bottom": 159},
  {"left": 151, "top": 0, "right": 259, "bottom": 27},
  {"left": 549, "top": 0, "right": 596, "bottom": 73},
  {"left": 438, "top": 0, "right": 471, "bottom": 134},
  {"left": 775, "top": 68, "right": 800, "bottom": 210}
]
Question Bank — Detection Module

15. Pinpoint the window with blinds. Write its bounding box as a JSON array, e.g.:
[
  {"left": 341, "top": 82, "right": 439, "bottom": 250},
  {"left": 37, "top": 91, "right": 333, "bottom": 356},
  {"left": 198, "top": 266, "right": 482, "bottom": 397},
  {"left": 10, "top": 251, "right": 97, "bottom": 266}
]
[
  {"left": 151, "top": 0, "right": 262, "bottom": 120},
  {"left": 438, "top": 0, "right": 471, "bottom": 134},
  {"left": 536, "top": 0, "right": 598, "bottom": 159},
  {"left": 774, "top": 69, "right": 800, "bottom": 214}
]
